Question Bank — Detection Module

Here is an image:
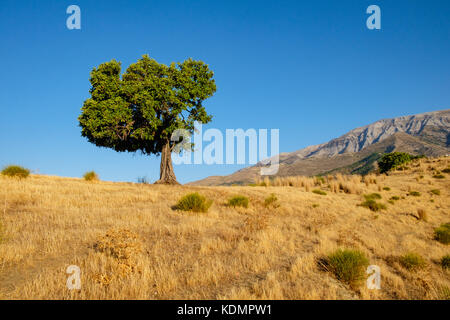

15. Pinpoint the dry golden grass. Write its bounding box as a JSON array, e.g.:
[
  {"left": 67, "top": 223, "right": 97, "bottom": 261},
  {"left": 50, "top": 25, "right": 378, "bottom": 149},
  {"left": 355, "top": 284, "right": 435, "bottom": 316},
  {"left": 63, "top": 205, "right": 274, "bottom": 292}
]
[{"left": 0, "top": 157, "right": 449, "bottom": 300}]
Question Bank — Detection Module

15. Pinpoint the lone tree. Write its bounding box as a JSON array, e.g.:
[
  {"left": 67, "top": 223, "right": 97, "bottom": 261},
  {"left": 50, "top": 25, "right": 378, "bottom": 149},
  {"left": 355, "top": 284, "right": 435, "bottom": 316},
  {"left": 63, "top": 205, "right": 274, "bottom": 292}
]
[{"left": 78, "top": 55, "right": 216, "bottom": 184}]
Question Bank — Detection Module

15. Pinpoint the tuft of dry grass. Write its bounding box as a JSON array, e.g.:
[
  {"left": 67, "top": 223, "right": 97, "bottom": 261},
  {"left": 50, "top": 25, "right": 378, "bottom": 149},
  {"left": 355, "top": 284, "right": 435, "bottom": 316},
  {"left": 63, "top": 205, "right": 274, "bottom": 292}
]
[
  {"left": 417, "top": 209, "right": 428, "bottom": 222},
  {"left": 399, "top": 253, "right": 426, "bottom": 271},
  {"left": 92, "top": 229, "right": 144, "bottom": 283},
  {"left": 430, "top": 189, "right": 440, "bottom": 196},
  {"left": 93, "top": 229, "right": 143, "bottom": 261}
]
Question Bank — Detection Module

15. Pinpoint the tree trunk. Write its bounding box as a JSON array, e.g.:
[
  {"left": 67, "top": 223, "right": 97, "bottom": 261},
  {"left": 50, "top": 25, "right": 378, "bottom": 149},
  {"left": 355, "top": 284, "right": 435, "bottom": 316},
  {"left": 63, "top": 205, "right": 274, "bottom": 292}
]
[{"left": 154, "top": 141, "right": 179, "bottom": 185}]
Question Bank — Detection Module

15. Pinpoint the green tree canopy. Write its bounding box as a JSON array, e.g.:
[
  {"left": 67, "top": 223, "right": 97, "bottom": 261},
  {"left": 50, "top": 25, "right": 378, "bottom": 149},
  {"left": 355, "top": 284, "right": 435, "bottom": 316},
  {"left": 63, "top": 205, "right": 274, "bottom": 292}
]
[{"left": 78, "top": 55, "right": 216, "bottom": 184}]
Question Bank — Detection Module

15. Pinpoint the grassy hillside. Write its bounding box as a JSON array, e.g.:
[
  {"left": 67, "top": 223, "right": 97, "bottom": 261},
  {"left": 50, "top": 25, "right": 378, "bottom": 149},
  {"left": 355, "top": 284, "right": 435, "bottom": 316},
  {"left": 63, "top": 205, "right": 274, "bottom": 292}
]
[
  {"left": 190, "top": 130, "right": 450, "bottom": 186},
  {"left": 0, "top": 157, "right": 449, "bottom": 299},
  {"left": 324, "top": 152, "right": 383, "bottom": 176}
]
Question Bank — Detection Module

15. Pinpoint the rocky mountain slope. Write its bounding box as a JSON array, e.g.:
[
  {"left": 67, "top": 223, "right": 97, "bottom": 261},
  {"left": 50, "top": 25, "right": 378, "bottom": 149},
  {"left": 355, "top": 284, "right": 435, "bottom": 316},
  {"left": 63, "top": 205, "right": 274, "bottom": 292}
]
[{"left": 189, "top": 109, "right": 450, "bottom": 186}]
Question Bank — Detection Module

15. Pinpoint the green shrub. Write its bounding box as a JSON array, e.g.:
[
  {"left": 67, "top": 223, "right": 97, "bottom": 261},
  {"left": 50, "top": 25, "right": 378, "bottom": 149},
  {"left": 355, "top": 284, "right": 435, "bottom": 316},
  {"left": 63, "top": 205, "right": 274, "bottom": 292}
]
[
  {"left": 360, "top": 193, "right": 385, "bottom": 211},
  {"left": 434, "top": 223, "right": 450, "bottom": 244},
  {"left": 364, "top": 193, "right": 382, "bottom": 200},
  {"left": 1, "top": 165, "right": 30, "bottom": 179},
  {"left": 378, "top": 152, "right": 414, "bottom": 174},
  {"left": 312, "top": 204, "right": 320, "bottom": 208},
  {"left": 433, "top": 174, "right": 445, "bottom": 179},
  {"left": 264, "top": 193, "right": 279, "bottom": 208},
  {"left": 390, "top": 196, "right": 400, "bottom": 201},
  {"left": 83, "top": 171, "right": 99, "bottom": 181},
  {"left": 324, "top": 249, "right": 369, "bottom": 287},
  {"left": 442, "top": 168, "right": 450, "bottom": 174},
  {"left": 430, "top": 189, "right": 440, "bottom": 195},
  {"left": 228, "top": 195, "right": 249, "bottom": 208},
  {"left": 441, "top": 255, "right": 450, "bottom": 270},
  {"left": 312, "top": 189, "right": 327, "bottom": 196},
  {"left": 399, "top": 253, "right": 426, "bottom": 271},
  {"left": 382, "top": 187, "right": 391, "bottom": 191},
  {"left": 409, "top": 191, "right": 421, "bottom": 197},
  {"left": 360, "top": 199, "right": 386, "bottom": 212},
  {"left": 175, "top": 193, "right": 212, "bottom": 213}
]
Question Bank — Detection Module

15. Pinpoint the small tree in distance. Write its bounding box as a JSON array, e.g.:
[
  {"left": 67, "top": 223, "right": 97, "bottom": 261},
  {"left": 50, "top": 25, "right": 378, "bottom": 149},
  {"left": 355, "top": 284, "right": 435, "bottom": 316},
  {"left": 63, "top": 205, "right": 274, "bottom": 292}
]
[
  {"left": 378, "top": 152, "right": 424, "bottom": 174},
  {"left": 78, "top": 55, "right": 216, "bottom": 184}
]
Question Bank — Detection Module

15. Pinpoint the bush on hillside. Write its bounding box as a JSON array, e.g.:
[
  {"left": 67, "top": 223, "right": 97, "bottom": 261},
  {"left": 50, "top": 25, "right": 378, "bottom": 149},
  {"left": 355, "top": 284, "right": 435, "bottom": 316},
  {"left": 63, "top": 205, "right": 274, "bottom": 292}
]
[
  {"left": 175, "top": 193, "right": 212, "bottom": 213},
  {"left": 264, "top": 193, "right": 279, "bottom": 208},
  {"left": 399, "top": 253, "right": 426, "bottom": 271},
  {"left": 323, "top": 249, "right": 369, "bottom": 287},
  {"left": 1, "top": 165, "right": 30, "bottom": 179},
  {"left": 359, "top": 199, "right": 386, "bottom": 212},
  {"left": 378, "top": 152, "right": 418, "bottom": 174},
  {"left": 228, "top": 195, "right": 249, "bottom": 208},
  {"left": 434, "top": 223, "right": 450, "bottom": 244},
  {"left": 441, "top": 255, "right": 450, "bottom": 270},
  {"left": 83, "top": 171, "right": 99, "bottom": 181}
]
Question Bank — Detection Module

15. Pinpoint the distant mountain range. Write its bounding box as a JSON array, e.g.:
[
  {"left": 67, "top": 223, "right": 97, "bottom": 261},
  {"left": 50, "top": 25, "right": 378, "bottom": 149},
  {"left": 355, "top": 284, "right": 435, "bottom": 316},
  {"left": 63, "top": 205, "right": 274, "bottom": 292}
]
[{"left": 189, "top": 109, "right": 450, "bottom": 186}]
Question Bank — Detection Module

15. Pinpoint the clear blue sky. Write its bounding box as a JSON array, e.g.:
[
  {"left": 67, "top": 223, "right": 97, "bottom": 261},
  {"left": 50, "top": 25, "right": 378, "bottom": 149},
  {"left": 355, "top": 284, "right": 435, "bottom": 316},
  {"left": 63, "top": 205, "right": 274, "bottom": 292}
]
[{"left": 1, "top": 0, "right": 449, "bottom": 183}]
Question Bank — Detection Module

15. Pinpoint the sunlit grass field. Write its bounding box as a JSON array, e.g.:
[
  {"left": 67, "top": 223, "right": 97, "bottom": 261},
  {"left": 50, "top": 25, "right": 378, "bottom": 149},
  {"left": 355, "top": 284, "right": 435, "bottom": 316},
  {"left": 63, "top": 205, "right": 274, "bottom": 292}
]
[{"left": 0, "top": 157, "right": 449, "bottom": 299}]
